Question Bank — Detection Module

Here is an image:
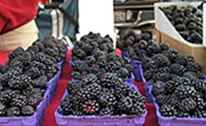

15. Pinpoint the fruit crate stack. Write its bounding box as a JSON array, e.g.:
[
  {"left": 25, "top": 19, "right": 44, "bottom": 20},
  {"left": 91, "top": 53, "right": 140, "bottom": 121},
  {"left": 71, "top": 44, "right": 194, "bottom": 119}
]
[
  {"left": 154, "top": 1, "right": 206, "bottom": 72},
  {"left": 117, "top": 30, "right": 206, "bottom": 126},
  {"left": 0, "top": 37, "right": 67, "bottom": 126},
  {"left": 55, "top": 33, "right": 146, "bottom": 126}
]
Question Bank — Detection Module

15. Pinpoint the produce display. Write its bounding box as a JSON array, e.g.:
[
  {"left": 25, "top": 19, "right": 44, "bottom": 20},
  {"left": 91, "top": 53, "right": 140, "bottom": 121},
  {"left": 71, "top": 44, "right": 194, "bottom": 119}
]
[
  {"left": 161, "top": 5, "right": 203, "bottom": 44},
  {"left": 58, "top": 32, "right": 145, "bottom": 116},
  {"left": 0, "top": 37, "right": 66, "bottom": 116},
  {"left": 117, "top": 30, "right": 206, "bottom": 118}
]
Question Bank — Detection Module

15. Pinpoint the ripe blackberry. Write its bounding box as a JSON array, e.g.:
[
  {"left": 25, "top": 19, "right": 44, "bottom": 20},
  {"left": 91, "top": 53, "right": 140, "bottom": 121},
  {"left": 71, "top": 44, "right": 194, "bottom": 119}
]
[
  {"left": 10, "top": 94, "right": 27, "bottom": 107},
  {"left": 9, "top": 47, "right": 25, "bottom": 60},
  {"left": 174, "top": 54, "right": 188, "bottom": 66},
  {"left": 152, "top": 81, "right": 166, "bottom": 96},
  {"left": 183, "top": 72, "right": 199, "bottom": 80},
  {"left": 186, "top": 62, "right": 201, "bottom": 73},
  {"left": 84, "top": 83, "right": 102, "bottom": 97},
  {"left": 175, "top": 85, "right": 197, "bottom": 99},
  {"left": 82, "top": 100, "right": 100, "bottom": 115},
  {"left": 178, "top": 97, "right": 197, "bottom": 112},
  {"left": 165, "top": 80, "right": 178, "bottom": 94},
  {"left": 0, "top": 103, "right": 6, "bottom": 116},
  {"left": 8, "top": 74, "right": 34, "bottom": 90},
  {"left": 129, "top": 100, "right": 145, "bottom": 115},
  {"left": 21, "top": 105, "right": 34, "bottom": 116},
  {"left": 162, "top": 48, "right": 178, "bottom": 61},
  {"left": 146, "top": 44, "right": 161, "bottom": 56},
  {"left": 35, "top": 76, "right": 48, "bottom": 89},
  {"left": 25, "top": 67, "right": 41, "bottom": 79},
  {"left": 99, "top": 92, "right": 117, "bottom": 106},
  {"left": 137, "top": 40, "right": 148, "bottom": 49},
  {"left": 27, "top": 94, "right": 43, "bottom": 107},
  {"left": 160, "top": 104, "right": 176, "bottom": 117},
  {"left": 144, "top": 70, "right": 154, "bottom": 81},
  {"left": 59, "top": 96, "right": 74, "bottom": 115},
  {"left": 158, "top": 67, "right": 170, "bottom": 73},
  {"left": 160, "top": 43, "right": 169, "bottom": 51},
  {"left": 170, "top": 63, "right": 185, "bottom": 76},
  {"left": 67, "top": 80, "right": 82, "bottom": 95},
  {"left": 152, "top": 54, "right": 170, "bottom": 67},
  {"left": 0, "top": 90, "right": 19, "bottom": 105},
  {"left": 7, "top": 107, "right": 21, "bottom": 116},
  {"left": 117, "top": 96, "right": 133, "bottom": 112},
  {"left": 117, "top": 68, "right": 129, "bottom": 80},
  {"left": 192, "top": 79, "right": 206, "bottom": 94},
  {"left": 81, "top": 74, "right": 98, "bottom": 85},
  {"left": 99, "top": 107, "right": 114, "bottom": 116},
  {"left": 153, "top": 72, "right": 171, "bottom": 82},
  {"left": 76, "top": 88, "right": 93, "bottom": 101}
]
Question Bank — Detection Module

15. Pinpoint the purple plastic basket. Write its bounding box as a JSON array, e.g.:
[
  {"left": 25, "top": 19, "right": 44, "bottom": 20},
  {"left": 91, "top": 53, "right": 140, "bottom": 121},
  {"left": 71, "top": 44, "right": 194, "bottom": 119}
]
[
  {"left": 149, "top": 84, "right": 206, "bottom": 126},
  {"left": 0, "top": 62, "right": 63, "bottom": 126},
  {"left": 55, "top": 79, "right": 146, "bottom": 126}
]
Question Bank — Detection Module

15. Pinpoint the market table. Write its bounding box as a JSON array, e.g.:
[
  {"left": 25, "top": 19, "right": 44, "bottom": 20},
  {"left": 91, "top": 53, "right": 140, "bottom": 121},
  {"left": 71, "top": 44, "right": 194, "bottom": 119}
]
[{"left": 0, "top": 50, "right": 159, "bottom": 126}]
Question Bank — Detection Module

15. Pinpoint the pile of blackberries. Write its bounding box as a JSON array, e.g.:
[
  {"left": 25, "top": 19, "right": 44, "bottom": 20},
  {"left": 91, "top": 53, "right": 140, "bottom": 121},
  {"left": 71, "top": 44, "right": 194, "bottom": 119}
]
[
  {"left": 117, "top": 30, "right": 206, "bottom": 118},
  {"left": 58, "top": 32, "right": 145, "bottom": 116},
  {"left": 0, "top": 37, "right": 67, "bottom": 116},
  {"left": 161, "top": 5, "right": 202, "bottom": 44}
]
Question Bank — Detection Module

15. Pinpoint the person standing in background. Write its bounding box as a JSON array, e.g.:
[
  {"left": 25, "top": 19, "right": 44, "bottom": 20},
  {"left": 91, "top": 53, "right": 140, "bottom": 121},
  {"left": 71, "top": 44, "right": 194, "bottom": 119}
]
[{"left": 0, "top": 0, "right": 48, "bottom": 51}]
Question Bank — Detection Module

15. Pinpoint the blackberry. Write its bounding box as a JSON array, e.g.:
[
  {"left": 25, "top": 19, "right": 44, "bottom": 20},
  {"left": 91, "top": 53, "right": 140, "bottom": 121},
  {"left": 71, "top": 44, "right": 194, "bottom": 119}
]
[
  {"left": 160, "top": 43, "right": 169, "bottom": 51},
  {"left": 152, "top": 54, "right": 170, "bottom": 67},
  {"left": 59, "top": 96, "right": 74, "bottom": 115},
  {"left": 186, "top": 62, "right": 201, "bottom": 73},
  {"left": 183, "top": 72, "right": 199, "bottom": 80},
  {"left": 0, "top": 90, "right": 19, "bottom": 105},
  {"left": 67, "top": 80, "right": 82, "bottom": 95},
  {"left": 146, "top": 44, "right": 161, "bottom": 55},
  {"left": 21, "top": 105, "right": 34, "bottom": 116},
  {"left": 82, "top": 100, "right": 100, "bottom": 115},
  {"left": 84, "top": 83, "right": 102, "bottom": 96},
  {"left": 10, "top": 94, "right": 27, "bottom": 107},
  {"left": 137, "top": 40, "right": 148, "bottom": 49},
  {"left": 8, "top": 74, "right": 34, "bottom": 90},
  {"left": 160, "top": 104, "right": 176, "bottom": 117},
  {"left": 117, "top": 96, "right": 133, "bottom": 112},
  {"left": 0, "top": 103, "right": 6, "bottom": 116},
  {"left": 35, "top": 76, "right": 48, "bottom": 88},
  {"left": 175, "top": 85, "right": 197, "bottom": 99},
  {"left": 162, "top": 48, "right": 178, "bottom": 61},
  {"left": 178, "top": 97, "right": 197, "bottom": 112},
  {"left": 81, "top": 74, "right": 98, "bottom": 85},
  {"left": 117, "top": 68, "right": 129, "bottom": 80},
  {"left": 165, "top": 80, "right": 178, "bottom": 94},
  {"left": 85, "top": 56, "right": 96, "bottom": 64},
  {"left": 174, "top": 54, "right": 188, "bottom": 66},
  {"left": 152, "top": 81, "right": 166, "bottom": 96},
  {"left": 27, "top": 94, "right": 43, "bottom": 107},
  {"left": 9, "top": 47, "right": 25, "bottom": 60},
  {"left": 144, "top": 70, "right": 154, "bottom": 81},
  {"left": 25, "top": 67, "right": 41, "bottom": 79},
  {"left": 7, "top": 107, "right": 21, "bottom": 116},
  {"left": 99, "top": 107, "right": 114, "bottom": 116},
  {"left": 129, "top": 100, "right": 145, "bottom": 115},
  {"left": 158, "top": 67, "right": 170, "bottom": 73},
  {"left": 153, "top": 72, "right": 171, "bottom": 82},
  {"left": 170, "top": 64, "right": 185, "bottom": 76},
  {"left": 76, "top": 88, "right": 93, "bottom": 101},
  {"left": 193, "top": 79, "right": 206, "bottom": 94},
  {"left": 99, "top": 92, "right": 117, "bottom": 106}
]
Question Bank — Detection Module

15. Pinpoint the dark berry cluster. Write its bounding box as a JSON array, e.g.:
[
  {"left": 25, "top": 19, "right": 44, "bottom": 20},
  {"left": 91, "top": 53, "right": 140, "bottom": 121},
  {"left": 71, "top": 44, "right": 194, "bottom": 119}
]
[
  {"left": 161, "top": 5, "right": 202, "bottom": 44},
  {"left": 117, "top": 30, "right": 206, "bottom": 118},
  {"left": 0, "top": 37, "right": 66, "bottom": 116},
  {"left": 59, "top": 33, "right": 145, "bottom": 116}
]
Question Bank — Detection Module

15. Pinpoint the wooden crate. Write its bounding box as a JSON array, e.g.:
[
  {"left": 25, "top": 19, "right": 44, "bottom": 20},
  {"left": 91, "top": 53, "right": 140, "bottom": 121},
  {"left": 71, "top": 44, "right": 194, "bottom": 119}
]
[{"left": 155, "top": 29, "right": 206, "bottom": 72}]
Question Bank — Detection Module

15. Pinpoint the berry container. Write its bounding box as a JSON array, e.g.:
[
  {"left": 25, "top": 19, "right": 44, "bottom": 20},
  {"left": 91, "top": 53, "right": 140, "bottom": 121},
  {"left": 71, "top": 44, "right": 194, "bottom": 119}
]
[
  {"left": 55, "top": 80, "right": 146, "bottom": 126},
  {"left": 148, "top": 83, "right": 206, "bottom": 126},
  {"left": 0, "top": 62, "right": 63, "bottom": 126}
]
